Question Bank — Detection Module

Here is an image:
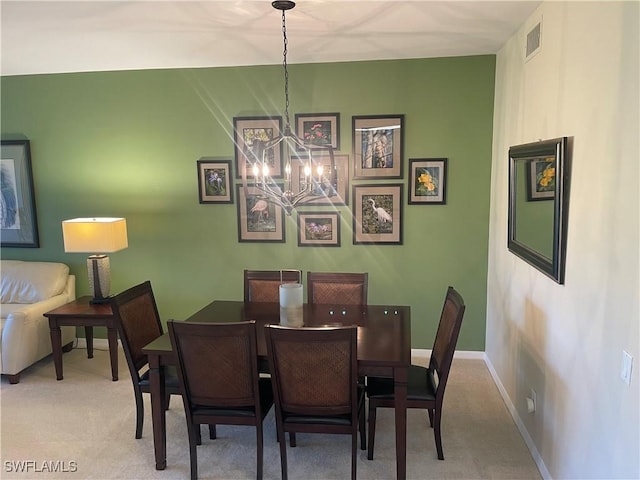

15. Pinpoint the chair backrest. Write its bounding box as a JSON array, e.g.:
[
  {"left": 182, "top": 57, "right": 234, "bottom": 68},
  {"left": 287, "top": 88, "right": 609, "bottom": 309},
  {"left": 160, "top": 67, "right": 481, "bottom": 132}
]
[
  {"left": 168, "top": 320, "right": 262, "bottom": 412},
  {"left": 306, "top": 272, "right": 368, "bottom": 305},
  {"left": 429, "top": 286, "right": 466, "bottom": 399},
  {"left": 265, "top": 325, "right": 358, "bottom": 417},
  {"left": 244, "top": 269, "right": 301, "bottom": 303},
  {"left": 110, "top": 281, "right": 164, "bottom": 375}
]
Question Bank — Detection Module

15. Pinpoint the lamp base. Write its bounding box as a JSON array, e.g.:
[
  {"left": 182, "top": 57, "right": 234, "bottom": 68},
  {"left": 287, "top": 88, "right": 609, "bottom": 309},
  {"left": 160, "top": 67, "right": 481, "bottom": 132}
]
[
  {"left": 90, "top": 296, "right": 112, "bottom": 305},
  {"left": 87, "top": 255, "right": 111, "bottom": 303}
]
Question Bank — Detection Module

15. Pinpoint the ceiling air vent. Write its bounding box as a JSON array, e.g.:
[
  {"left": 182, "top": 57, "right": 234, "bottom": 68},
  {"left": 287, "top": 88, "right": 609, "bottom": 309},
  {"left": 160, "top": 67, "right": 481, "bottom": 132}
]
[{"left": 525, "top": 20, "right": 542, "bottom": 61}]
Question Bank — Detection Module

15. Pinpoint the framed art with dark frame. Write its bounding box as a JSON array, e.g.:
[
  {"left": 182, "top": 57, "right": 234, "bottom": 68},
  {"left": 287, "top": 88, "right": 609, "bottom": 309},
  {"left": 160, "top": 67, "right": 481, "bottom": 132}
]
[
  {"left": 352, "top": 114, "right": 404, "bottom": 179},
  {"left": 297, "top": 211, "right": 341, "bottom": 247},
  {"left": 290, "top": 153, "right": 349, "bottom": 206},
  {"left": 526, "top": 156, "right": 556, "bottom": 201},
  {"left": 233, "top": 116, "right": 283, "bottom": 179},
  {"left": 1, "top": 139, "right": 39, "bottom": 247},
  {"left": 294, "top": 113, "right": 340, "bottom": 150},
  {"left": 352, "top": 183, "right": 403, "bottom": 245},
  {"left": 236, "top": 184, "right": 285, "bottom": 243},
  {"left": 408, "top": 158, "right": 448, "bottom": 205},
  {"left": 196, "top": 159, "right": 233, "bottom": 204}
]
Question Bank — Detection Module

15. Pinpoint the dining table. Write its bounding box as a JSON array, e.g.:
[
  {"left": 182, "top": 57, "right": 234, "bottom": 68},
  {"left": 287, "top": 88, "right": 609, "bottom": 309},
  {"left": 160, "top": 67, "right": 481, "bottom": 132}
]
[{"left": 142, "top": 300, "right": 411, "bottom": 480}]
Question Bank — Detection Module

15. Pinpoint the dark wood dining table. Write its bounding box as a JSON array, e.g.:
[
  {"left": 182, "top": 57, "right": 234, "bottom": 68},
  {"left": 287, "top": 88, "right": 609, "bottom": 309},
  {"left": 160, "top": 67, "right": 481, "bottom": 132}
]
[{"left": 142, "top": 300, "right": 411, "bottom": 479}]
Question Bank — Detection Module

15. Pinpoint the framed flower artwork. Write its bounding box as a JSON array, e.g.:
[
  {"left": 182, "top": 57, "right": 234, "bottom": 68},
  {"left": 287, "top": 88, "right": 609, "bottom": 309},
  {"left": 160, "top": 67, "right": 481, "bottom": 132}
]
[
  {"left": 408, "top": 158, "right": 447, "bottom": 205},
  {"left": 297, "top": 211, "right": 341, "bottom": 247},
  {"left": 196, "top": 159, "right": 233, "bottom": 204},
  {"left": 526, "top": 157, "right": 555, "bottom": 201},
  {"left": 295, "top": 113, "right": 340, "bottom": 150}
]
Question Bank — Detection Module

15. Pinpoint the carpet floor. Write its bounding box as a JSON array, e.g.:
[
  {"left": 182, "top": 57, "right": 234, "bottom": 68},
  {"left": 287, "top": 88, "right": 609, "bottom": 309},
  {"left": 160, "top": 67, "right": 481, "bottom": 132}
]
[{"left": 0, "top": 347, "right": 541, "bottom": 480}]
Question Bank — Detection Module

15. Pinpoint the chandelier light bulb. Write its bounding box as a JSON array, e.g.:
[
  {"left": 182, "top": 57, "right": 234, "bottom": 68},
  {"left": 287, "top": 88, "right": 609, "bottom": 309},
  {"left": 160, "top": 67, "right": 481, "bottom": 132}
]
[
  {"left": 262, "top": 164, "right": 270, "bottom": 177},
  {"left": 303, "top": 165, "right": 312, "bottom": 177},
  {"left": 317, "top": 165, "right": 324, "bottom": 176}
]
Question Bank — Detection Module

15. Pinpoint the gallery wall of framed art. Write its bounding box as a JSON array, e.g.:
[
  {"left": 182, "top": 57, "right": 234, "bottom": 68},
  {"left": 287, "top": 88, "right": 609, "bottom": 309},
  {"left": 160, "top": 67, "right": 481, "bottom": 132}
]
[{"left": 197, "top": 110, "right": 453, "bottom": 247}]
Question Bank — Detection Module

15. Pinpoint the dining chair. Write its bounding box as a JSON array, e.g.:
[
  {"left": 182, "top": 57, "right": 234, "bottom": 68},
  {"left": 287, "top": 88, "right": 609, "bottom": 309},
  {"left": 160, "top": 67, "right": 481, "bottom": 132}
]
[
  {"left": 265, "top": 324, "right": 365, "bottom": 480},
  {"left": 167, "top": 320, "right": 273, "bottom": 480},
  {"left": 110, "top": 280, "right": 182, "bottom": 439},
  {"left": 366, "top": 286, "right": 465, "bottom": 461},
  {"left": 306, "top": 272, "right": 368, "bottom": 305},
  {"left": 244, "top": 269, "right": 301, "bottom": 303}
]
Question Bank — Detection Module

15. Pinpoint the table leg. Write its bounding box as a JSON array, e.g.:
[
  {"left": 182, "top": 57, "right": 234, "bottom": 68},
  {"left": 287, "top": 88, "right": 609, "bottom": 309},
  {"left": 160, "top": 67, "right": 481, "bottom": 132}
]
[
  {"left": 148, "top": 357, "right": 167, "bottom": 470},
  {"left": 394, "top": 366, "right": 408, "bottom": 480},
  {"left": 107, "top": 327, "right": 118, "bottom": 381},
  {"left": 85, "top": 326, "right": 94, "bottom": 358},
  {"left": 49, "top": 323, "right": 64, "bottom": 380}
]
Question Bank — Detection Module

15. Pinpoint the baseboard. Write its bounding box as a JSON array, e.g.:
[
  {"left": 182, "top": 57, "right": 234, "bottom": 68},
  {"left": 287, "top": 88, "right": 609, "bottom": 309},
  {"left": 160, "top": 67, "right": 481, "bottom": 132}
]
[
  {"left": 484, "top": 355, "right": 552, "bottom": 480},
  {"left": 78, "top": 343, "right": 484, "bottom": 358},
  {"left": 411, "top": 348, "right": 485, "bottom": 362}
]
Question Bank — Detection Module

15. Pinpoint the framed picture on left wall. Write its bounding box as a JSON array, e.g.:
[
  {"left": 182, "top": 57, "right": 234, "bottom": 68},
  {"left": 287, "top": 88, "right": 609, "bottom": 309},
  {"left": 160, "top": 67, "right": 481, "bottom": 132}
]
[{"left": 1, "top": 139, "right": 39, "bottom": 247}]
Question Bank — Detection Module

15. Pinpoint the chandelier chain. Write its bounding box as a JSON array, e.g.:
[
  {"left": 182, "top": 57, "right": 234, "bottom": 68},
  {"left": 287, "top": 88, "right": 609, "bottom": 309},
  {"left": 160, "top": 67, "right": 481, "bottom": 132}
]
[
  {"left": 281, "top": 9, "right": 290, "bottom": 128},
  {"left": 240, "top": 1, "right": 336, "bottom": 215}
]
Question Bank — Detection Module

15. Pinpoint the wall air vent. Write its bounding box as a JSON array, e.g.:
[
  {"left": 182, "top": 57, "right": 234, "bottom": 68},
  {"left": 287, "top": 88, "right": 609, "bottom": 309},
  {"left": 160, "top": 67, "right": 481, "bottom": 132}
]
[{"left": 525, "top": 20, "right": 542, "bottom": 61}]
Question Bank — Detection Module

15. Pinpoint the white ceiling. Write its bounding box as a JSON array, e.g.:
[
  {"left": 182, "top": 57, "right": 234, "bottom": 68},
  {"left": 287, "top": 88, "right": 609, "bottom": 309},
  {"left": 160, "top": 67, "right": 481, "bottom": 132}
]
[{"left": 0, "top": 0, "right": 541, "bottom": 76}]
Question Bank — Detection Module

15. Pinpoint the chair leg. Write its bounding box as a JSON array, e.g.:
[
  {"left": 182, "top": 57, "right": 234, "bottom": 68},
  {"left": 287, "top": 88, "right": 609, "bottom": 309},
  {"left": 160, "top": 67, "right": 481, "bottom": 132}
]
[
  {"left": 289, "top": 432, "right": 296, "bottom": 447},
  {"left": 277, "top": 427, "right": 288, "bottom": 480},
  {"left": 428, "top": 408, "right": 434, "bottom": 428},
  {"left": 351, "top": 430, "right": 357, "bottom": 480},
  {"left": 367, "top": 402, "right": 377, "bottom": 460},
  {"left": 256, "top": 424, "right": 264, "bottom": 480},
  {"left": 134, "top": 388, "right": 144, "bottom": 439},
  {"left": 209, "top": 424, "right": 217, "bottom": 439},
  {"left": 359, "top": 406, "right": 366, "bottom": 450},
  {"left": 186, "top": 421, "right": 199, "bottom": 480},
  {"left": 164, "top": 395, "right": 171, "bottom": 410},
  {"left": 434, "top": 409, "right": 444, "bottom": 460}
]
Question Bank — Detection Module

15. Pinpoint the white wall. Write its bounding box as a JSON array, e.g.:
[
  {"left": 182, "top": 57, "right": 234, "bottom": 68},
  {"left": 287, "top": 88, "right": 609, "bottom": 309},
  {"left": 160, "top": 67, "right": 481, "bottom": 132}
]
[{"left": 486, "top": 2, "right": 639, "bottom": 479}]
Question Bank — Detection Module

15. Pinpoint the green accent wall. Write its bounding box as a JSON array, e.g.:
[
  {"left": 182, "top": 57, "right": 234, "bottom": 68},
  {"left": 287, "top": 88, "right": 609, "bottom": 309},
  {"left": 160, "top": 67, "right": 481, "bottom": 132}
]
[{"left": 1, "top": 56, "right": 495, "bottom": 350}]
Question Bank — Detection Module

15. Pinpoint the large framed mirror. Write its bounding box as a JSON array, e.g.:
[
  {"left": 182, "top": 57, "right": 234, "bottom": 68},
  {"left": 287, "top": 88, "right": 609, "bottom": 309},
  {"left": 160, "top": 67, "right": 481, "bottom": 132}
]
[{"left": 508, "top": 137, "right": 571, "bottom": 284}]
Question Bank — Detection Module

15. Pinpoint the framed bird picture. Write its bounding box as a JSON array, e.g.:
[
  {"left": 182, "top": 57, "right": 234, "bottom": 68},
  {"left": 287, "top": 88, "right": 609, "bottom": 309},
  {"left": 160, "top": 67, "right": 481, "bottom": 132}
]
[
  {"left": 352, "top": 183, "right": 403, "bottom": 245},
  {"left": 236, "top": 184, "right": 285, "bottom": 243}
]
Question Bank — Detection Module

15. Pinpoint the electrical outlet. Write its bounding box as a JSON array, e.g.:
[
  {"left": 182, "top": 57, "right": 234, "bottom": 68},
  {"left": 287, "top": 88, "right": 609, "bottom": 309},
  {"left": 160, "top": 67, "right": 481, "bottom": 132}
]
[
  {"left": 621, "top": 351, "right": 633, "bottom": 385},
  {"left": 531, "top": 389, "right": 537, "bottom": 411},
  {"left": 526, "top": 389, "right": 537, "bottom": 413}
]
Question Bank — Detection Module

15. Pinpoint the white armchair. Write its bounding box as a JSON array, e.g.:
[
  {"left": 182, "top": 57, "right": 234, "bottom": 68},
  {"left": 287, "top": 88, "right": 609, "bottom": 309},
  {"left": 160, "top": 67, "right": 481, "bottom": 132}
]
[{"left": 1, "top": 260, "right": 76, "bottom": 383}]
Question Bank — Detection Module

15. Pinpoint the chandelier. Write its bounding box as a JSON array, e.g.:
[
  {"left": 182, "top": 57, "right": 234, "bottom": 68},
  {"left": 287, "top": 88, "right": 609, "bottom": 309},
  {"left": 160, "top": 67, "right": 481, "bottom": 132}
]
[{"left": 242, "top": 0, "right": 336, "bottom": 215}]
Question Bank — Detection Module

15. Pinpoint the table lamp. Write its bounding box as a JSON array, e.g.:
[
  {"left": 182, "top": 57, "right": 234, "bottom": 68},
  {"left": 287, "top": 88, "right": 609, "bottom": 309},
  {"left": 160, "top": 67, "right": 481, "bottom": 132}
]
[{"left": 62, "top": 217, "right": 128, "bottom": 304}]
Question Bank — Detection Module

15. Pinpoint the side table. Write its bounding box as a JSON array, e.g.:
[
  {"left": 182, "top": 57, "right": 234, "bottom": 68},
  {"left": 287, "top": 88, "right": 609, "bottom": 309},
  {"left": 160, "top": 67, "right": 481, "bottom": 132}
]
[{"left": 44, "top": 296, "right": 119, "bottom": 381}]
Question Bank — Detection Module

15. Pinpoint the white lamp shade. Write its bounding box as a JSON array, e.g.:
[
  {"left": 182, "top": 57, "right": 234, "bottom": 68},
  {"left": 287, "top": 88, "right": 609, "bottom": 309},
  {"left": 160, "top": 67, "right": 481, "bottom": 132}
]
[{"left": 62, "top": 218, "right": 128, "bottom": 253}]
